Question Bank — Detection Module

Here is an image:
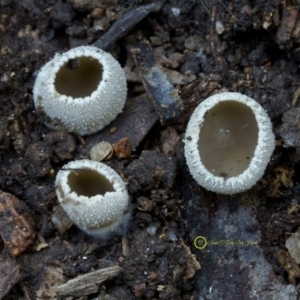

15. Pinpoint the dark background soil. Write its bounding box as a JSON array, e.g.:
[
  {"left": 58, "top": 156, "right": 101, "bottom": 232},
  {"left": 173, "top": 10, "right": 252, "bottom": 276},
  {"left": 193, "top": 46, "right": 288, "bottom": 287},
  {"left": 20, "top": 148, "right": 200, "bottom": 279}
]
[{"left": 2, "top": 0, "right": 300, "bottom": 299}]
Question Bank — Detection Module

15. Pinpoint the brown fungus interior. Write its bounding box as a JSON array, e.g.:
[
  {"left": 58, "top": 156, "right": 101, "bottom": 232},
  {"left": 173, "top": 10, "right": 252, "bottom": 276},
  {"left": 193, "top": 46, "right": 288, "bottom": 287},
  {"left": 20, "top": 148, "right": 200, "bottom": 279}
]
[
  {"left": 198, "top": 101, "right": 258, "bottom": 178},
  {"left": 55, "top": 56, "right": 103, "bottom": 98},
  {"left": 67, "top": 169, "right": 115, "bottom": 197}
]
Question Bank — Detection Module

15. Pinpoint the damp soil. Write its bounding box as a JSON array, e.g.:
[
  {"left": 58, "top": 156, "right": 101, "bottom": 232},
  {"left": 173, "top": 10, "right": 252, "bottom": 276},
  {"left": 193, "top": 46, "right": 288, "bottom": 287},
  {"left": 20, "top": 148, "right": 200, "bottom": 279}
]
[{"left": 2, "top": 0, "right": 300, "bottom": 299}]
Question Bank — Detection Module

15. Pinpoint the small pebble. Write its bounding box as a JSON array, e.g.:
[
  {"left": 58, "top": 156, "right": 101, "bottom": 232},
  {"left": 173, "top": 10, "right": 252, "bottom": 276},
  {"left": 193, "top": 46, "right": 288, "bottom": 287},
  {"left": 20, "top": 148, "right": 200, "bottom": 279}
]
[
  {"left": 90, "top": 141, "right": 113, "bottom": 161},
  {"left": 216, "top": 21, "right": 225, "bottom": 34}
]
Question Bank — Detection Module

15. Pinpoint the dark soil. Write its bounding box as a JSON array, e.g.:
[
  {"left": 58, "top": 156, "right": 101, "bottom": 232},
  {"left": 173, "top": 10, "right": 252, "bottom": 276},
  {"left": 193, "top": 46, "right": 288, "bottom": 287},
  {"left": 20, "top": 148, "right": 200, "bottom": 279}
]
[{"left": 1, "top": 0, "right": 300, "bottom": 299}]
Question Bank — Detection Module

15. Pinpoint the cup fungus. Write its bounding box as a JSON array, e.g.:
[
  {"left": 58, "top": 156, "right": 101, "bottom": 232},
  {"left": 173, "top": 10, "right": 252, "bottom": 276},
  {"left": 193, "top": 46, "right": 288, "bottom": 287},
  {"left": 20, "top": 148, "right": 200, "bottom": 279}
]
[
  {"left": 55, "top": 159, "right": 130, "bottom": 238},
  {"left": 33, "top": 46, "right": 127, "bottom": 136},
  {"left": 184, "top": 92, "right": 275, "bottom": 194}
]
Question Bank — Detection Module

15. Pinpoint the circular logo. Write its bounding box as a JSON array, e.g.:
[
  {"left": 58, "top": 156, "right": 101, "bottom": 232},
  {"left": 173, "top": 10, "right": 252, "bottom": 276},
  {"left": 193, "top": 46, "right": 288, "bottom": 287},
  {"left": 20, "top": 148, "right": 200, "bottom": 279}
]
[{"left": 194, "top": 236, "right": 207, "bottom": 249}]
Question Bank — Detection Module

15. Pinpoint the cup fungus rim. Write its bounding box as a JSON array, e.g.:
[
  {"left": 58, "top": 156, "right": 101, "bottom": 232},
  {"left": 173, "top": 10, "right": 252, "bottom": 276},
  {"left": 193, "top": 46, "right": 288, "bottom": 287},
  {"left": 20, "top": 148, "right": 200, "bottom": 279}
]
[
  {"left": 184, "top": 92, "right": 275, "bottom": 194},
  {"left": 55, "top": 159, "right": 128, "bottom": 202},
  {"left": 46, "top": 46, "right": 113, "bottom": 104},
  {"left": 55, "top": 159, "right": 130, "bottom": 237},
  {"left": 33, "top": 45, "right": 127, "bottom": 136}
]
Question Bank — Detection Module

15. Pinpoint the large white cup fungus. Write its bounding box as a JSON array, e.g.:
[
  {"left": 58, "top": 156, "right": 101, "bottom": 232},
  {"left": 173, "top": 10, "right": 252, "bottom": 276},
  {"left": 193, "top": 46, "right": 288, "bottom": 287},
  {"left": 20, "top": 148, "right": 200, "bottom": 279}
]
[
  {"left": 55, "top": 159, "right": 130, "bottom": 238},
  {"left": 184, "top": 92, "right": 275, "bottom": 194},
  {"left": 33, "top": 46, "right": 127, "bottom": 136}
]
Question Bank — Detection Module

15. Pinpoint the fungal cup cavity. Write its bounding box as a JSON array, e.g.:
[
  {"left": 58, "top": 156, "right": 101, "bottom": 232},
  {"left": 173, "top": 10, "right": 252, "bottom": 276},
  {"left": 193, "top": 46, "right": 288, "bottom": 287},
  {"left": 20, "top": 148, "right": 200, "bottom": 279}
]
[
  {"left": 67, "top": 169, "right": 115, "bottom": 197},
  {"left": 55, "top": 57, "right": 103, "bottom": 98},
  {"left": 198, "top": 100, "right": 258, "bottom": 178}
]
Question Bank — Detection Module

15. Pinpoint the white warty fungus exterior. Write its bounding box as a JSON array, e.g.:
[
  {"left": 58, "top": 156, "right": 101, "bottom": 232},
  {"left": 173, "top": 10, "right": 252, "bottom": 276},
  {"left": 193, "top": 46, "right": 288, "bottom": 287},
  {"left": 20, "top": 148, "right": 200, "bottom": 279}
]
[
  {"left": 55, "top": 159, "right": 130, "bottom": 238},
  {"left": 33, "top": 46, "right": 127, "bottom": 136},
  {"left": 184, "top": 92, "right": 275, "bottom": 194}
]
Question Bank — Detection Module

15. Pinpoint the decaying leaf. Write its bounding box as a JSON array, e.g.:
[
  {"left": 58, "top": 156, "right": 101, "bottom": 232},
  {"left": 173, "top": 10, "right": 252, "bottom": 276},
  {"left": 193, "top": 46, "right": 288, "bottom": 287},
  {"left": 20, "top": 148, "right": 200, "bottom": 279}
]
[
  {"left": 128, "top": 41, "right": 183, "bottom": 124},
  {"left": 113, "top": 137, "right": 131, "bottom": 159},
  {"left": 178, "top": 238, "right": 201, "bottom": 279}
]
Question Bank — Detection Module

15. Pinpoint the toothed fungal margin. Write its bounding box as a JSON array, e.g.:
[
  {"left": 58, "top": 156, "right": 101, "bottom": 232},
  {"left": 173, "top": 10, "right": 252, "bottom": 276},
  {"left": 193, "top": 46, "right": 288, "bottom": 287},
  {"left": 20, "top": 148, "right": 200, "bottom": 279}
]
[
  {"left": 33, "top": 46, "right": 127, "bottom": 136},
  {"left": 55, "top": 159, "right": 130, "bottom": 238},
  {"left": 184, "top": 92, "right": 275, "bottom": 194}
]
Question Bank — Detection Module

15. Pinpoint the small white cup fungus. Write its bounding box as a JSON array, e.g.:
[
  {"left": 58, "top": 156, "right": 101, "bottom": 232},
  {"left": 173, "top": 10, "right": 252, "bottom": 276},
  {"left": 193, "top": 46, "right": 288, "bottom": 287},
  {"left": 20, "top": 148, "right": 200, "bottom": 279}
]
[
  {"left": 55, "top": 159, "right": 130, "bottom": 238},
  {"left": 33, "top": 46, "right": 127, "bottom": 136},
  {"left": 184, "top": 92, "right": 275, "bottom": 194}
]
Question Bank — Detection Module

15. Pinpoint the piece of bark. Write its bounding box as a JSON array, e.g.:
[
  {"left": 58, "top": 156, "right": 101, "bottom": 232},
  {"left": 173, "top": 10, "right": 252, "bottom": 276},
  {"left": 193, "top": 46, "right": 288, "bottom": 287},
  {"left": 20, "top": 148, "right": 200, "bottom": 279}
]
[
  {"left": 276, "top": 249, "right": 300, "bottom": 285},
  {"left": 279, "top": 107, "right": 300, "bottom": 152},
  {"left": 68, "top": 0, "right": 117, "bottom": 12},
  {"left": 277, "top": 6, "right": 298, "bottom": 45},
  {"left": 79, "top": 94, "right": 158, "bottom": 157},
  {"left": 93, "top": 2, "right": 164, "bottom": 50},
  {"left": 56, "top": 265, "right": 122, "bottom": 297},
  {"left": 181, "top": 168, "right": 297, "bottom": 299},
  {"left": 178, "top": 238, "right": 201, "bottom": 279},
  {"left": 179, "top": 74, "right": 225, "bottom": 123},
  {"left": 0, "top": 190, "right": 35, "bottom": 256},
  {"left": 128, "top": 41, "right": 183, "bottom": 124},
  {"left": 51, "top": 204, "right": 73, "bottom": 234},
  {"left": 0, "top": 257, "right": 20, "bottom": 300},
  {"left": 209, "top": 6, "right": 227, "bottom": 71}
]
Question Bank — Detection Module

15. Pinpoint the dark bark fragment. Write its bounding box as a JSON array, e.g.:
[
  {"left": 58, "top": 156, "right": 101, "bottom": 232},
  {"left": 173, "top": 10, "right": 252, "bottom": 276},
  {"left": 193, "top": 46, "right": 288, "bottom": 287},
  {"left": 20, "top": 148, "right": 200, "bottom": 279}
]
[
  {"left": 93, "top": 2, "right": 164, "bottom": 50},
  {"left": 56, "top": 266, "right": 122, "bottom": 297},
  {"left": 181, "top": 166, "right": 297, "bottom": 299},
  {"left": 128, "top": 41, "right": 183, "bottom": 124},
  {"left": 279, "top": 107, "right": 300, "bottom": 153},
  {"left": 80, "top": 94, "right": 158, "bottom": 157},
  {"left": 277, "top": 6, "right": 298, "bottom": 45}
]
